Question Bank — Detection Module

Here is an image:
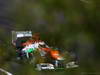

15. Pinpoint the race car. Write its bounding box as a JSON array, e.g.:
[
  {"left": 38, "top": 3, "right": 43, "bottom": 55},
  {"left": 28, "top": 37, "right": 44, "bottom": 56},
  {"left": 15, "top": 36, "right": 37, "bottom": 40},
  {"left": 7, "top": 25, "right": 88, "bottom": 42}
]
[{"left": 12, "top": 31, "right": 79, "bottom": 70}]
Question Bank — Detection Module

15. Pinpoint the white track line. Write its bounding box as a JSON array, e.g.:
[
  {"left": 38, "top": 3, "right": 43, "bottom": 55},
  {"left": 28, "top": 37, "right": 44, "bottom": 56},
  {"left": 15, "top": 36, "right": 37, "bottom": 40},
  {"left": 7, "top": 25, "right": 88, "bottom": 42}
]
[{"left": 0, "top": 68, "right": 13, "bottom": 75}]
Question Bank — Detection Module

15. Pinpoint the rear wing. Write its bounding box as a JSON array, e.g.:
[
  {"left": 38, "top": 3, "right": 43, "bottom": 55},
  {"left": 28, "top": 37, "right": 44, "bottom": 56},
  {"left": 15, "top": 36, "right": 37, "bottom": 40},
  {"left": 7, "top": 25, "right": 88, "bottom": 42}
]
[{"left": 12, "top": 31, "right": 32, "bottom": 44}]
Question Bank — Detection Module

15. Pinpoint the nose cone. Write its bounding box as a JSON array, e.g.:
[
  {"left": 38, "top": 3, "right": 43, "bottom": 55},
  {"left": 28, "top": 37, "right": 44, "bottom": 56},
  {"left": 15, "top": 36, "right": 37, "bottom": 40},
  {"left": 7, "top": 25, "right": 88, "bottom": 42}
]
[
  {"left": 50, "top": 50, "right": 64, "bottom": 60},
  {"left": 57, "top": 57, "right": 64, "bottom": 60}
]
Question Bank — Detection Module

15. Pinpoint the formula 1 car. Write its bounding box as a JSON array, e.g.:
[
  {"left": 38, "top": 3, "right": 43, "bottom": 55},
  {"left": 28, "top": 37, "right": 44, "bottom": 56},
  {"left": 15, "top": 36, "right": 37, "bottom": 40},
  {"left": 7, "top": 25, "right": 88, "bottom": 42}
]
[{"left": 12, "top": 31, "right": 79, "bottom": 70}]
